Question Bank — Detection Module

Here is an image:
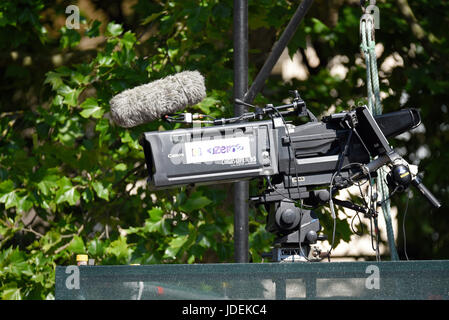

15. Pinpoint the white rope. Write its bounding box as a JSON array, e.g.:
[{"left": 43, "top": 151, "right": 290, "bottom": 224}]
[{"left": 360, "top": 12, "right": 399, "bottom": 260}]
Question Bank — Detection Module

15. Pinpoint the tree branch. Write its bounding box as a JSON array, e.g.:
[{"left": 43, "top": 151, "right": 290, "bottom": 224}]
[
  {"left": 22, "top": 227, "right": 45, "bottom": 238},
  {"left": 396, "top": 0, "right": 426, "bottom": 40},
  {"left": 395, "top": 0, "right": 442, "bottom": 60},
  {"left": 60, "top": 224, "right": 84, "bottom": 238},
  {"left": 54, "top": 225, "right": 85, "bottom": 254}
]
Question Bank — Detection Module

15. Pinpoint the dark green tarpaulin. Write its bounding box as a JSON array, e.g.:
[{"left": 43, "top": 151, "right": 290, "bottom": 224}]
[{"left": 55, "top": 260, "right": 449, "bottom": 300}]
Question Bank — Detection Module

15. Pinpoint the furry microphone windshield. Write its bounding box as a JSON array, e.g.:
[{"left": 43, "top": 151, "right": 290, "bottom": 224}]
[{"left": 110, "top": 70, "right": 206, "bottom": 128}]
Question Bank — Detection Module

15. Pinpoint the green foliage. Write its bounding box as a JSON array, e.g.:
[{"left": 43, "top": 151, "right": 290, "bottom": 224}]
[
  {"left": 1, "top": 0, "right": 448, "bottom": 300},
  {"left": 1, "top": 1, "right": 243, "bottom": 299},
  {"left": 0, "top": 0, "right": 47, "bottom": 49}
]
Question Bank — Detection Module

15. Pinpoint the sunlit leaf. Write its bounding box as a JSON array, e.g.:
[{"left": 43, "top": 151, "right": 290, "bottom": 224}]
[{"left": 106, "top": 22, "right": 123, "bottom": 37}]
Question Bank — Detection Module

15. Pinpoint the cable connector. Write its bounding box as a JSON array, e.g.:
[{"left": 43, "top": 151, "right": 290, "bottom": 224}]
[{"left": 165, "top": 113, "right": 215, "bottom": 124}]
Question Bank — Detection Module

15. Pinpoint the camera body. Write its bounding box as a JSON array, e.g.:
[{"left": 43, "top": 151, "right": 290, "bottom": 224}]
[{"left": 141, "top": 107, "right": 420, "bottom": 191}]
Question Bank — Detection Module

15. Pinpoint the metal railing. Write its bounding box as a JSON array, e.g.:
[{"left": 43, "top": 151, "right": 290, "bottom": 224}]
[{"left": 56, "top": 260, "right": 449, "bottom": 300}]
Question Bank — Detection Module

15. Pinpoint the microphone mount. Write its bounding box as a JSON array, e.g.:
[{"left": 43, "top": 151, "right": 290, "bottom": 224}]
[{"left": 165, "top": 90, "right": 313, "bottom": 125}]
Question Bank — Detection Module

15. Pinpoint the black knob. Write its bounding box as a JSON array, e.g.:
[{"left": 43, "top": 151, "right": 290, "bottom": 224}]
[
  {"left": 306, "top": 230, "right": 318, "bottom": 243},
  {"left": 275, "top": 204, "right": 301, "bottom": 231},
  {"left": 280, "top": 208, "right": 296, "bottom": 225},
  {"left": 392, "top": 164, "right": 412, "bottom": 187},
  {"left": 316, "top": 190, "right": 330, "bottom": 203}
]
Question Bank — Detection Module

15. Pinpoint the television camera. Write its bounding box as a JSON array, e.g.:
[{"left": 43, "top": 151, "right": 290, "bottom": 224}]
[{"left": 140, "top": 91, "right": 441, "bottom": 262}]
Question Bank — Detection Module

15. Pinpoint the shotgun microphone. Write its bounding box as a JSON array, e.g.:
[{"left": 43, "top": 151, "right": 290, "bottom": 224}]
[{"left": 110, "top": 70, "right": 206, "bottom": 128}]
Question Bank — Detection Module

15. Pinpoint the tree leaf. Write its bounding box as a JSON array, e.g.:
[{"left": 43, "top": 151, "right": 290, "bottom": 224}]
[
  {"left": 148, "top": 207, "right": 164, "bottom": 222},
  {"left": 143, "top": 218, "right": 170, "bottom": 236},
  {"left": 0, "top": 191, "right": 19, "bottom": 209},
  {"left": 58, "top": 85, "right": 79, "bottom": 107},
  {"left": 197, "top": 97, "right": 219, "bottom": 114},
  {"left": 88, "top": 239, "right": 107, "bottom": 257},
  {"left": 67, "top": 235, "right": 85, "bottom": 254},
  {"left": 179, "top": 192, "right": 212, "bottom": 213},
  {"left": 92, "top": 181, "right": 109, "bottom": 201},
  {"left": 59, "top": 27, "right": 81, "bottom": 48},
  {"left": 82, "top": 188, "right": 94, "bottom": 203},
  {"left": 44, "top": 71, "right": 63, "bottom": 90},
  {"left": 1, "top": 284, "right": 22, "bottom": 300},
  {"left": 114, "top": 163, "right": 127, "bottom": 171},
  {"left": 37, "top": 175, "right": 59, "bottom": 196},
  {"left": 86, "top": 20, "right": 101, "bottom": 38},
  {"left": 56, "top": 186, "right": 80, "bottom": 206},
  {"left": 80, "top": 97, "right": 103, "bottom": 119},
  {"left": 165, "top": 235, "right": 189, "bottom": 258},
  {"left": 121, "top": 31, "right": 137, "bottom": 50},
  {"left": 80, "top": 105, "right": 103, "bottom": 118},
  {"left": 106, "top": 237, "right": 132, "bottom": 261},
  {"left": 106, "top": 22, "right": 123, "bottom": 37},
  {"left": 0, "top": 180, "right": 14, "bottom": 193},
  {"left": 16, "top": 195, "right": 33, "bottom": 213}
]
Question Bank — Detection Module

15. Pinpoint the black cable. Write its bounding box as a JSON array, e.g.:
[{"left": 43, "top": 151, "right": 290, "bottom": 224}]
[
  {"left": 374, "top": 216, "right": 381, "bottom": 261},
  {"left": 352, "top": 176, "right": 369, "bottom": 236},
  {"left": 369, "top": 182, "right": 381, "bottom": 261},
  {"left": 328, "top": 162, "right": 378, "bottom": 261},
  {"left": 326, "top": 128, "right": 356, "bottom": 262},
  {"left": 368, "top": 215, "right": 380, "bottom": 261},
  {"left": 352, "top": 127, "right": 372, "bottom": 157},
  {"left": 336, "top": 128, "right": 354, "bottom": 177},
  {"left": 402, "top": 190, "right": 411, "bottom": 261},
  {"left": 327, "top": 205, "right": 337, "bottom": 263},
  {"left": 264, "top": 106, "right": 303, "bottom": 204},
  {"left": 351, "top": 211, "right": 365, "bottom": 236},
  {"left": 377, "top": 185, "right": 401, "bottom": 207},
  {"left": 267, "top": 106, "right": 302, "bottom": 193},
  {"left": 328, "top": 162, "right": 368, "bottom": 261},
  {"left": 297, "top": 199, "right": 311, "bottom": 262}
]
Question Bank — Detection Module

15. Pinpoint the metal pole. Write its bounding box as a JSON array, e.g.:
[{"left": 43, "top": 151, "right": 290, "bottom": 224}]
[
  {"left": 243, "top": 0, "right": 314, "bottom": 104},
  {"left": 233, "top": 0, "right": 249, "bottom": 263}
]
